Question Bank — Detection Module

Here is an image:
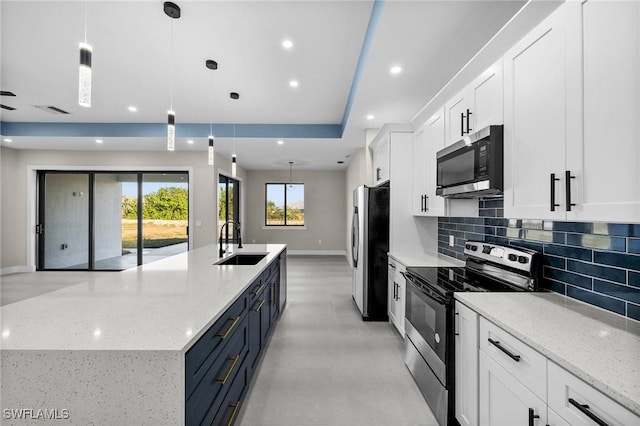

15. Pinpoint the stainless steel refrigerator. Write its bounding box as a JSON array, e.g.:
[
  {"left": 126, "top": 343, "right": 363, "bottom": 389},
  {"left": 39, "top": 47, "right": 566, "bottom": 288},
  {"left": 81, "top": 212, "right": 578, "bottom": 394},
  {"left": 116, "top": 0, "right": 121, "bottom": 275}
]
[{"left": 351, "top": 185, "right": 389, "bottom": 321}]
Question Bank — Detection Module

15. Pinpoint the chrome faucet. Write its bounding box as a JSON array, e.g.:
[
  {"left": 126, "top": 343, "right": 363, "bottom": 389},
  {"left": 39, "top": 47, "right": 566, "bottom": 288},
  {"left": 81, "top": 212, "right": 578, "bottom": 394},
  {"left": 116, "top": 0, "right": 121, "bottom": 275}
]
[{"left": 219, "top": 221, "right": 243, "bottom": 257}]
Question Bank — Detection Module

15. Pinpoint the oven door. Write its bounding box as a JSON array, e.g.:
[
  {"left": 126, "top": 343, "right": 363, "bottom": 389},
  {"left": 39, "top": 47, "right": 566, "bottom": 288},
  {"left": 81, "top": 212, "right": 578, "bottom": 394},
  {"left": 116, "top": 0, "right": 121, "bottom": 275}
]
[{"left": 404, "top": 274, "right": 448, "bottom": 385}]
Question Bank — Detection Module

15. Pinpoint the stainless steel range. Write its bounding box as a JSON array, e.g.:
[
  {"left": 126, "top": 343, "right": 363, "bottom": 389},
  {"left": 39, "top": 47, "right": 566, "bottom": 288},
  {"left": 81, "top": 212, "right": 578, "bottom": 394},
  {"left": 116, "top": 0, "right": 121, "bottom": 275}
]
[{"left": 402, "top": 241, "right": 541, "bottom": 426}]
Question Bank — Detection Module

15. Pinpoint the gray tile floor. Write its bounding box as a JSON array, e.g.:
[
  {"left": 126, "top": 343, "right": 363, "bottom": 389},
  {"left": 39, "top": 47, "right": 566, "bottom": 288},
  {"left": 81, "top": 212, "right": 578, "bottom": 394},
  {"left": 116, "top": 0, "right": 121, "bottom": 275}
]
[{"left": 238, "top": 256, "right": 437, "bottom": 426}]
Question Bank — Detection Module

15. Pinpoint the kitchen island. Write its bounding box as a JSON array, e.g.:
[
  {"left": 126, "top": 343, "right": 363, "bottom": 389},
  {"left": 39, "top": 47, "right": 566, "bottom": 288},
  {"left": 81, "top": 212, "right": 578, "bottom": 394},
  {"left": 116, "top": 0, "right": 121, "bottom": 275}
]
[{"left": 1, "top": 243, "right": 286, "bottom": 425}]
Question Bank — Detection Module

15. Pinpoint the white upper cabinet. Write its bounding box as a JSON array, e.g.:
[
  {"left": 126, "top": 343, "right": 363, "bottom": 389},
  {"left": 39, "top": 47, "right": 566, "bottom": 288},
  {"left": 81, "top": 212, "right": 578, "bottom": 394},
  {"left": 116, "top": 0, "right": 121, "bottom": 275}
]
[
  {"left": 412, "top": 108, "right": 445, "bottom": 217},
  {"left": 372, "top": 135, "right": 390, "bottom": 186},
  {"left": 503, "top": 4, "right": 571, "bottom": 220},
  {"left": 566, "top": 0, "right": 640, "bottom": 222},
  {"left": 504, "top": 1, "right": 640, "bottom": 222},
  {"left": 445, "top": 59, "right": 504, "bottom": 146}
]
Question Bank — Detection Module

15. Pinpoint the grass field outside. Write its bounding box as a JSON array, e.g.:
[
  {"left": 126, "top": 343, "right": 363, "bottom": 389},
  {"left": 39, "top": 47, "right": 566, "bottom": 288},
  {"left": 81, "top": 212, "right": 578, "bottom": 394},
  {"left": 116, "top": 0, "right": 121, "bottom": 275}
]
[{"left": 122, "top": 219, "right": 188, "bottom": 248}]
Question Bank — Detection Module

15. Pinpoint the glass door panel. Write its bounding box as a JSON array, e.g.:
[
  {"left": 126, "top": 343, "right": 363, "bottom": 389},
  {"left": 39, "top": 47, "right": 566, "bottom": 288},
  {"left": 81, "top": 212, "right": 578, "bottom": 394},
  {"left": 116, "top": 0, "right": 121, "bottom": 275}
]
[
  {"left": 142, "top": 173, "right": 188, "bottom": 264},
  {"left": 94, "top": 173, "right": 138, "bottom": 270},
  {"left": 42, "top": 173, "right": 89, "bottom": 269}
]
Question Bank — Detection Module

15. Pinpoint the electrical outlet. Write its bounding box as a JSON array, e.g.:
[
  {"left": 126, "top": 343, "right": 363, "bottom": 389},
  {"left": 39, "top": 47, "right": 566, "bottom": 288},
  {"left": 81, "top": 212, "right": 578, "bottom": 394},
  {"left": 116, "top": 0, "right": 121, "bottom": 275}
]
[{"left": 449, "top": 235, "right": 455, "bottom": 247}]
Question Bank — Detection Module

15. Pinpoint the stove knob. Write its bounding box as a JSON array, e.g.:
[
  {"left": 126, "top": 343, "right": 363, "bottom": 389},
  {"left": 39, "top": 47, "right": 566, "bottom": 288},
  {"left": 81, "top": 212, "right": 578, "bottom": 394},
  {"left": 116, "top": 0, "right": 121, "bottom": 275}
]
[
  {"left": 471, "top": 245, "right": 478, "bottom": 251},
  {"left": 465, "top": 244, "right": 471, "bottom": 250},
  {"left": 508, "top": 254, "right": 517, "bottom": 262},
  {"left": 518, "top": 256, "right": 529, "bottom": 264}
]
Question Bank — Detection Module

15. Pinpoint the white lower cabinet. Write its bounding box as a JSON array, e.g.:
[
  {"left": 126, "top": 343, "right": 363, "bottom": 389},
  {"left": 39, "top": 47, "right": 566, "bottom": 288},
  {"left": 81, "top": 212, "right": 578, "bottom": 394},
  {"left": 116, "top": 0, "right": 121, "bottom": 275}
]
[
  {"left": 479, "top": 350, "right": 547, "bottom": 426},
  {"left": 548, "top": 361, "right": 640, "bottom": 426},
  {"left": 548, "top": 407, "right": 571, "bottom": 426},
  {"left": 454, "top": 301, "right": 478, "bottom": 426},
  {"left": 387, "top": 258, "right": 405, "bottom": 335}
]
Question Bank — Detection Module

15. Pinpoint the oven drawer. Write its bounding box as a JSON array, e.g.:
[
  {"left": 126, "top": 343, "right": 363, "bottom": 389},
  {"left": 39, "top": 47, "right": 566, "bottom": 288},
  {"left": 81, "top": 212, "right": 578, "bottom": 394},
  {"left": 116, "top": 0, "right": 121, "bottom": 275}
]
[{"left": 479, "top": 317, "right": 547, "bottom": 401}]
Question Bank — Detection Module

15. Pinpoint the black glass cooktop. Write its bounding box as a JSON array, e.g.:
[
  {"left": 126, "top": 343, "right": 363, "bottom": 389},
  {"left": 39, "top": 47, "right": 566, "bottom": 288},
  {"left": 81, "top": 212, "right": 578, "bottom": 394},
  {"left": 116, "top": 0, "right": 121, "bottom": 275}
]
[{"left": 405, "top": 266, "right": 529, "bottom": 297}]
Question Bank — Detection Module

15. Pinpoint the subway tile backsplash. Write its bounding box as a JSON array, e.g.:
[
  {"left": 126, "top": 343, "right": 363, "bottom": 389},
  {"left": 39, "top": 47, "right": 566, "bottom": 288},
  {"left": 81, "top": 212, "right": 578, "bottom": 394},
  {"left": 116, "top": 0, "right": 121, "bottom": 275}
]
[{"left": 437, "top": 198, "right": 640, "bottom": 322}]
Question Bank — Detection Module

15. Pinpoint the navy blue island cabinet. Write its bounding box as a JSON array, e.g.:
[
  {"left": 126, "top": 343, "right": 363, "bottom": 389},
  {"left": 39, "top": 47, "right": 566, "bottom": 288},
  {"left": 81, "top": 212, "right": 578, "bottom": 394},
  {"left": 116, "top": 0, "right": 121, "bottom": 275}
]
[{"left": 184, "top": 251, "right": 285, "bottom": 426}]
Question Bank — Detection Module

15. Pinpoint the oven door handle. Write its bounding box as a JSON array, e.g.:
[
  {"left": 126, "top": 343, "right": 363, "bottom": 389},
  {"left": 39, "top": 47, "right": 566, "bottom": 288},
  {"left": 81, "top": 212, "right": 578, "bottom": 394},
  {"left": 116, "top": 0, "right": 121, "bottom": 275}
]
[{"left": 402, "top": 272, "right": 447, "bottom": 304}]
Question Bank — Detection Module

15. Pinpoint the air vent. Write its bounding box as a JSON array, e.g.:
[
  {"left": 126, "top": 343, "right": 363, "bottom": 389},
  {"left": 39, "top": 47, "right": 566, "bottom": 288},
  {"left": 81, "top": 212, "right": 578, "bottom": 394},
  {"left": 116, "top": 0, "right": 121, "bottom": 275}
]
[
  {"left": 1, "top": 104, "right": 16, "bottom": 111},
  {"left": 33, "top": 105, "right": 70, "bottom": 115},
  {"left": 0, "top": 91, "right": 17, "bottom": 97}
]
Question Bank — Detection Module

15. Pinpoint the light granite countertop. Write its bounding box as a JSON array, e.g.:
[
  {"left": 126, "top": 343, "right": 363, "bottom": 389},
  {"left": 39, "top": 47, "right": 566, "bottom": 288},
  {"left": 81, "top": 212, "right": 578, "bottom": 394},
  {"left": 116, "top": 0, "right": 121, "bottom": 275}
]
[
  {"left": 388, "top": 251, "right": 465, "bottom": 268},
  {"left": 455, "top": 292, "right": 640, "bottom": 416},
  {"left": 1, "top": 243, "right": 286, "bottom": 352}
]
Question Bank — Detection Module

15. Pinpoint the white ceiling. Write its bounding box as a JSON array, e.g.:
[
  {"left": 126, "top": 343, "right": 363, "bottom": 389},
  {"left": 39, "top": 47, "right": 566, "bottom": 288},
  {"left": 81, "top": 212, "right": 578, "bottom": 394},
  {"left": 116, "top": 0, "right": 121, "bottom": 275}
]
[{"left": 0, "top": 0, "right": 527, "bottom": 170}]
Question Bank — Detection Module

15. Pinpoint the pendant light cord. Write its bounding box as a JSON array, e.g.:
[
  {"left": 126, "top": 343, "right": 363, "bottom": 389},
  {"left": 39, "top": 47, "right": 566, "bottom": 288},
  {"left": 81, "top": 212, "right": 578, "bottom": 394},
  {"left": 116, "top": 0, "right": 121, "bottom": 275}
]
[
  {"left": 210, "top": 68, "right": 214, "bottom": 136},
  {"left": 84, "top": 1, "right": 88, "bottom": 43},
  {"left": 170, "top": 19, "right": 174, "bottom": 110}
]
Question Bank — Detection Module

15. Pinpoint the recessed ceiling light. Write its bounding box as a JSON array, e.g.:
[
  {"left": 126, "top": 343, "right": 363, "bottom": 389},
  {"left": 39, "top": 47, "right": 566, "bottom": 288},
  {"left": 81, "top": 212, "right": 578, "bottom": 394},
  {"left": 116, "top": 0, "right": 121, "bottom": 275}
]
[
  {"left": 128, "top": 106, "right": 137, "bottom": 112},
  {"left": 3, "top": 138, "right": 12, "bottom": 143},
  {"left": 187, "top": 139, "right": 194, "bottom": 144},
  {"left": 366, "top": 114, "right": 374, "bottom": 120},
  {"left": 289, "top": 80, "right": 299, "bottom": 88},
  {"left": 390, "top": 65, "right": 402, "bottom": 75},
  {"left": 277, "top": 140, "right": 284, "bottom": 145},
  {"left": 282, "top": 39, "right": 293, "bottom": 49},
  {"left": 95, "top": 139, "right": 103, "bottom": 144}
]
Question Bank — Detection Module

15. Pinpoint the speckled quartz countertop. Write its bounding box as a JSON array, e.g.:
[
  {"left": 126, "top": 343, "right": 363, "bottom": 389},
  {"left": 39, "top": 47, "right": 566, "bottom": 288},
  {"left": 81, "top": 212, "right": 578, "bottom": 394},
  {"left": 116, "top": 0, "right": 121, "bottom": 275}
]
[
  {"left": 388, "top": 251, "right": 464, "bottom": 268},
  {"left": 455, "top": 292, "right": 640, "bottom": 416},
  {"left": 1, "top": 243, "right": 286, "bottom": 352}
]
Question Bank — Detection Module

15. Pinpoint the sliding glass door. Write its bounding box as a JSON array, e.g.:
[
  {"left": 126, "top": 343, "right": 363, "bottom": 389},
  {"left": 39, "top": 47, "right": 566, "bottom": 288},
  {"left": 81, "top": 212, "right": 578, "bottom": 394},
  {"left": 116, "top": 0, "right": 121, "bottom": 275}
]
[{"left": 37, "top": 171, "right": 188, "bottom": 271}]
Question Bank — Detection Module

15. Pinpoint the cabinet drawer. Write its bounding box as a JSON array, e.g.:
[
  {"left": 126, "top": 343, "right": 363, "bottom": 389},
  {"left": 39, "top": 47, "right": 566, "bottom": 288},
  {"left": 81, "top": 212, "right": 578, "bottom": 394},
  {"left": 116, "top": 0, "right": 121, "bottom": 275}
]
[
  {"left": 548, "top": 361, "right": 640, "bottom": 426},
  {"left": 185, "top": 289, "right": 249, "bottom": 398},
  {"left": 206, "top": 363, "right": 248, "bottom": 426},
  {"left": 479, "top": 317, "right": 547, "bottom": 401},
  {"left": 186, "top": 315, "right": 249, "bottom": 426}
]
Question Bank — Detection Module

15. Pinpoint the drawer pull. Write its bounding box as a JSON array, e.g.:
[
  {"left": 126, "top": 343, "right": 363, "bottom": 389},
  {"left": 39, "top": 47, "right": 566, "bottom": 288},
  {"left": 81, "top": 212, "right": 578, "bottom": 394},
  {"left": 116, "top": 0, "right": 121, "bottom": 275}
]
[
  {"left": 528, "top": 408, "right": 540, "bottom": 426},
  {"left": 252, "top": 283, "right": 265, "bottom": 297},
  {"left": 225, "top": 401, "right": 240, "bottom": 426},
  {"left": 568, "top": 398, "right": 610, "bottom": 426},
  {"left": 271, "top": 283, "right": 276, "bottom": 306},
  {"left": 217, "top": 316, "right": 240, "bottom": 340},
  {"left": 217, "top": 355, "right": 240, "bottom": 385},
  {"left": 488, "top": 338, "right": 521, "bottom": 362},
  {"left": 252, "top": 299, "right": 265, "bottom": 312}
]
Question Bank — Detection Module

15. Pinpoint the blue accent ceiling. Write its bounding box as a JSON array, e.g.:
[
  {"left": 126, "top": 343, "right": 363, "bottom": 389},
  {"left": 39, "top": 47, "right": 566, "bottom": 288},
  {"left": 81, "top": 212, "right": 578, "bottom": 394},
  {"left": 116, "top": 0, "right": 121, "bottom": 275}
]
[
  {"left": 0, "top": 2, "right": 383, "bottom": 141},
  {"left": 437, "top": 198, "right": 640, "bottom": 322},
  {"left": 0, "top": 122, "right": 342, "bottom": 139}
]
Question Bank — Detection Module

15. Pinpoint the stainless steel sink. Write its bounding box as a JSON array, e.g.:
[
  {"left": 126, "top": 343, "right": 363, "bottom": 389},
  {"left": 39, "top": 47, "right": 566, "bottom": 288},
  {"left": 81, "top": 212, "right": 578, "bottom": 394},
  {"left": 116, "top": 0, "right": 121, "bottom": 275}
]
[{"left": 215, "top": 253, "right": 267, "bottom": 266}]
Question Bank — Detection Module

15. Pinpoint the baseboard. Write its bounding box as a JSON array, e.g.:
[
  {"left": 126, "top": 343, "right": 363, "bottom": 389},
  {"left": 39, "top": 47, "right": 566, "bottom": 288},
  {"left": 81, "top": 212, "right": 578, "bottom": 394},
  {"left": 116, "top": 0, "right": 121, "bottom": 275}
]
[
  {"left": 1, "top": 265, "right": 36, "bottom": 276},
  {"left": 287, "top": 250, "right": 347, "bottom": 256}
]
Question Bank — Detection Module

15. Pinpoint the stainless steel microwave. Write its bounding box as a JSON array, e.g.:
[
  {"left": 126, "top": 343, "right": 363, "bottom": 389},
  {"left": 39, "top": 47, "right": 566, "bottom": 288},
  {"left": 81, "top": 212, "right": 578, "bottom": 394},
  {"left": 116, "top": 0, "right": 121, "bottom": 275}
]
[{"left": 436, "top": 125, "right": 503, "bottom": 198}]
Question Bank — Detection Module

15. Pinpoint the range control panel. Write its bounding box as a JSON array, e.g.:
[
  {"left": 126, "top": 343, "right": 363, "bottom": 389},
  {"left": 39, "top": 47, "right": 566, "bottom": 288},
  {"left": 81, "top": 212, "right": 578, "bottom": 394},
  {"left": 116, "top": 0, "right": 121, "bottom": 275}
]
[{"left": 463, "top": 241, "right": 537, "bottom": 274}]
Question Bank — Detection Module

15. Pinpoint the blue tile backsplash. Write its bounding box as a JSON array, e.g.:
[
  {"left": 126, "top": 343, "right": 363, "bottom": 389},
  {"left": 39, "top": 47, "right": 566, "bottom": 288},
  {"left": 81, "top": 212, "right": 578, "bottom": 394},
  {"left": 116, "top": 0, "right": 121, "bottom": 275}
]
[{"left": 437, "top": 198, "right": 640, "bottom": 322}]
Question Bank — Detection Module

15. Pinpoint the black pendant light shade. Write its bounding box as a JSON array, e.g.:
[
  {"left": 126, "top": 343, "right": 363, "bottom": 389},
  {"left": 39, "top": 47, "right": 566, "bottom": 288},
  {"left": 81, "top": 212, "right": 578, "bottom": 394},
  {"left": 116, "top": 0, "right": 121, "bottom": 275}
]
[
  {"left": 230, "top": 92, "right": 239, "bottom": 100},
  {"left": 164, "top": 2, "right": 181, "bottom": 18},
  {"left": 206, "top": 60, "right": 218, "bottom": 70}
]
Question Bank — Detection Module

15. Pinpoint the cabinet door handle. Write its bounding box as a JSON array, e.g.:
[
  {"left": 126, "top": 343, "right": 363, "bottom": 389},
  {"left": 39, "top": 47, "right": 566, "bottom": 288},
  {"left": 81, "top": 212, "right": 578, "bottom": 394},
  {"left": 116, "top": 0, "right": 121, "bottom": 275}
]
[
  {"left": 528, "top": 408, "right": 540, "bottom": 426},
  {"left": 389, "top": 263, "right": 396, "bottom": 269},
  {"left": 488, "top": 338, "right": 521, "bottom": 362},
  {"left": 565, "top": 170, "right": 576, "bottom": 212},
  {"left": 217, "top": 316, "right": 240, "bottom": 339},
  {"left": 393, "top": 282, "right": 397, "bottom": 300},
  {"left": 568, "top": 398, "right": 610, "bottom": 426},
  {"left": 225, "top": 401, "right": 240, "bottom": 426},
  {"left": 466, "top": 108, "right": 473, "bottom": 134},
  {"left": 461, "top": 112, "right": 465, "bottom": 136},
  {"left": 252, "top": 299, "right": 265, "bottom": 312},
  {"left": 217, "top": 355, "right": 240, "bottom": 385},
  {"left": 425, "top": 195, "right": 429, "bottom": 211},
  {"left": 271, "top": 283, "right": 277, "bottom": 306},
  {"left": 454, "top": 312, "right": 459, "bottom": 336},
  {"left": 376, "top": 167, "right": 381, "bottom": 180},
  {"left": 550, "top": 173, "right": 560, "bottom": 211}
]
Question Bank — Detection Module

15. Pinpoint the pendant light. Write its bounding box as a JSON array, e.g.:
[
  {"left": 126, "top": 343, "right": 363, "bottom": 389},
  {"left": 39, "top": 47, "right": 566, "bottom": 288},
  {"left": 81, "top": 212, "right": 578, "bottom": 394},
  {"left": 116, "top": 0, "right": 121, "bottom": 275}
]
[
  {"left": 164, "top": 2, "right": 181, "bottom": 151},
  {"left": 206, "top": 60, "right": 218, "bottom": 166},
  {"left": 78, "top": 1, "right": 92, "bottom": 107},
  {"left": 230, "top": 92, "right": 239, "bottom": 176},
  {"left": 288, "top": 161, "right": 294, "bottom": 191}
]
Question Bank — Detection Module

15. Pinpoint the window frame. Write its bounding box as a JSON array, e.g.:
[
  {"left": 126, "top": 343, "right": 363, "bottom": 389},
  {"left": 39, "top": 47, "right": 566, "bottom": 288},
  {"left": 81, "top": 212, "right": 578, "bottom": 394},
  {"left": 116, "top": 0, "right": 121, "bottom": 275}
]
[{"left": 264, "top": 182, "right": 305, "bottom": 227}]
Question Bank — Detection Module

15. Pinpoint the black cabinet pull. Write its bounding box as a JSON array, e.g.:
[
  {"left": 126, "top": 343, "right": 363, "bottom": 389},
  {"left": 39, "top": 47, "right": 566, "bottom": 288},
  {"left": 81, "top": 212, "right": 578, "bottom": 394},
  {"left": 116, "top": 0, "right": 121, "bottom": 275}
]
[
  {"left": 528, "top": 408, "right": 540, "bottom": 426},
  {"left": 466, "top": 108, "right": 472, "bottom": 134},
  {"left": 461, "top": 112, "right": 465, "bottom": 136},
  {"left": 488, "top": 338, "right": 521, "bottom": 362},
  {"left": 568, "top": 398, "right": 610, "bottom": 426},
  {"left": 376, "top": 167, "right": 381, "bottom": 181},
  {"left": 550, "top": 173, "right": 560, "bottom": 211},
  {"left": 423, "top": 195, "right": 427, "bottom": 212},
  {"left": 425, "top": 195, "right": 429, "bottom": 212},
  {"left": 454, "top": 312, "right": 460, "bottom": 336},
  {"left": 565, "top": 170, "right": 576, "bottom": 211}
]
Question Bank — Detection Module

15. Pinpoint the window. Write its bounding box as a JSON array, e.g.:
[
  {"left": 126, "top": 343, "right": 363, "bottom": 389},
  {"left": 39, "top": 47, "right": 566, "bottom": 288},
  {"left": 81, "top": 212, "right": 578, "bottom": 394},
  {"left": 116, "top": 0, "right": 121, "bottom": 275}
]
[
  {"left": 265, "top": 183, "right": 304, "bottom": 226},
  {"left": 218, "top": 175, "right": 240, "bottom": 241}
]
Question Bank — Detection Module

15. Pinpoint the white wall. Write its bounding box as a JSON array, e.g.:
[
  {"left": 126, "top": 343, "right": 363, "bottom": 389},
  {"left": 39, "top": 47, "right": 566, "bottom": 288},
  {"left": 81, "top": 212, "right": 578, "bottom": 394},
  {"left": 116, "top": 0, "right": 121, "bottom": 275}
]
[
  {"left": 244, "top": 169, "right": 346, "bottom": 253},
  {"left": 0, "top": 147, "right": 247, "bottom": 271}
]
